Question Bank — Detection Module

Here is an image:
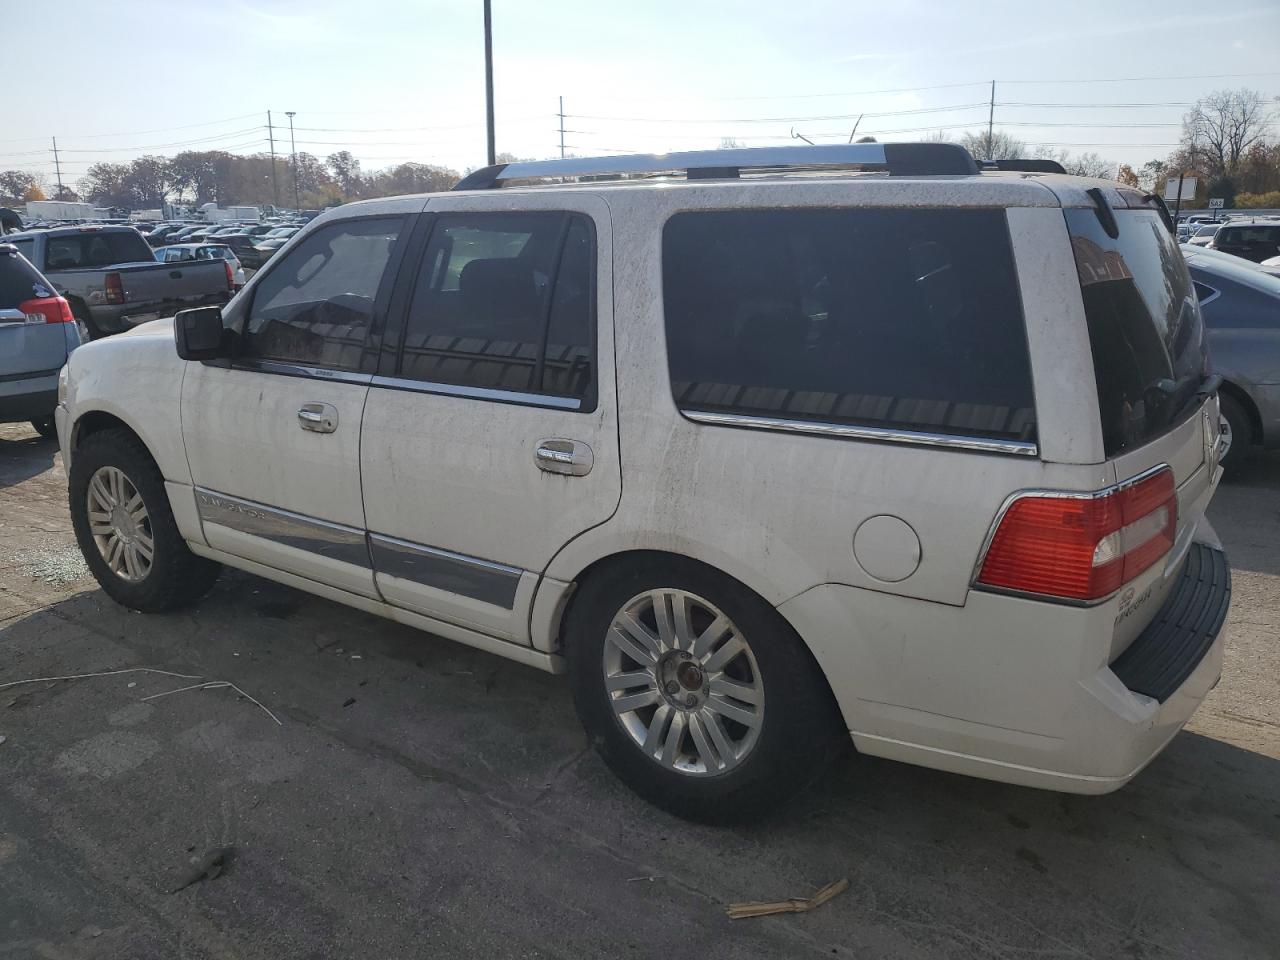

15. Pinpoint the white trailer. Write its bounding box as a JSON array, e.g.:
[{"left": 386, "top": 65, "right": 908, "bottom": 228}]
[{"left": 25, "top": 200, "right": 96, "bottom": 220}]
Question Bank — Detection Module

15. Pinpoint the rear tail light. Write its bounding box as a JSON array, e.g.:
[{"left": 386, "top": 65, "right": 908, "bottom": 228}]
[
  {"left": 104, "top": 272, "right": 125, "bottom": 304},
  {"left": 18, "top": 295, "right": 75, "bottom": 324},
  {"left": 976, "top": 467, "right": 1177, "bottom": 603},
  {"left": 223, "top": 259, "right": 234, "bottom": 292}
]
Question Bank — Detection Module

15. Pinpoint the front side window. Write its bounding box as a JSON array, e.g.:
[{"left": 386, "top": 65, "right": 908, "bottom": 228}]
[
  {"left": 242, "top": 217, "right": 403, "bottom": 371},
  {"left": 661, "top": 208, "right": 1036, "bottom": 443},
  {"left": 398, "top": 212, "right": 596, "bottom": 406}
]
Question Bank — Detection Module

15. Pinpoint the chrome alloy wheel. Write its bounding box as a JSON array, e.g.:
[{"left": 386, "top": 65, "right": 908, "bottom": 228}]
[
  {"left": 86, "top": 466, "right": 154, "bottom": 582},
  {"left": 603, "top": 589, "right": 764, "bottom": 776}
]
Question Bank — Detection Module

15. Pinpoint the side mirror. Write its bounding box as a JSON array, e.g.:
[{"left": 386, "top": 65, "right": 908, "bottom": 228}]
[{"left": 175, "top": 306, "right": 228, "bottom": 361}]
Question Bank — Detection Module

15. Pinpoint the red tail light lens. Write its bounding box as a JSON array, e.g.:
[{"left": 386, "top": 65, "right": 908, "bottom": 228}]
[
  {"left": 977, "top": 468, "right": 1177, "bottom": 602},
  {"left": 17, "top": 295, "right": 75, "bottom": 324},
  {"left": 223, "top": 259, "right": 234, "bottom": 292},
  {"left": 104, "top": 272, "right": 125, "bottom": 305}
]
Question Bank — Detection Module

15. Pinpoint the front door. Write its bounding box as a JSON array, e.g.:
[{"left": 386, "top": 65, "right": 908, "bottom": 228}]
[
  {"left": 359, "top": 194, "right": 619, "bottom": 643},
  {"left": 182, "top": 214, "right": 410, "bottom": 598}
]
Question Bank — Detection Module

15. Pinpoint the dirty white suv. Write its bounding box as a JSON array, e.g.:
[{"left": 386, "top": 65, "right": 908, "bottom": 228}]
[{"left": 57, "top": 144, "right": 1231, "bottom": 821}]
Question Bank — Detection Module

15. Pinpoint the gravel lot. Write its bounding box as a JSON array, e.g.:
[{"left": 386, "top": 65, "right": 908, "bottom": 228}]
[{"left": 1, "top": 422, "right": 1277, "bottom": 959}]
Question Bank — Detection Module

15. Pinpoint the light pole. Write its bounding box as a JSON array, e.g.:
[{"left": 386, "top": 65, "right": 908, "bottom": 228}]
[
  {"left": 285, "top": 111, "right": 300, "bottom": 211},
  {"left": 483, "top": 0, "right": 495, "bottom": 165}
]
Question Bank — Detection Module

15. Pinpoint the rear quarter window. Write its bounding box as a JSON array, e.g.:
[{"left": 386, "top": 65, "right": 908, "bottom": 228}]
[
  {"left": 0, "top": 249, "right": 51, "bottom": 305},
  {"left": 661, "top": 208, "right": 1036, "bottom": 444}
]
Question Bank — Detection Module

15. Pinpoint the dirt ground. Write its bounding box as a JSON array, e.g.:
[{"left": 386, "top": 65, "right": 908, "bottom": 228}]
[{"left": 1, "top": 422, "right": 1277, "bottom": 959}]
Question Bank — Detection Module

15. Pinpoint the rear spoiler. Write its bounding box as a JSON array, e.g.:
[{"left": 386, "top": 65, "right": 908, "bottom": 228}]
[{"left": 980, "top": 159, "right": 1067, "bottom": 174}]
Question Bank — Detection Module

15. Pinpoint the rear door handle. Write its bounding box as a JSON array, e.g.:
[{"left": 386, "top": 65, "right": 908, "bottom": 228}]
[
  {"left": 170, "top": 270, "right": 183, "bottom": 279},
  {"left": 298, "top": 402, "right": 338, "bottom": 434},
  {"left": 535, "top": 438, "right": 593, "bottom": 476}
]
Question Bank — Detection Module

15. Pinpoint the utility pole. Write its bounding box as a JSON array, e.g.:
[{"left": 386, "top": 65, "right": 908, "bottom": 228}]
[
  {"left": 267, "top": 111, "right": 280, "bottom": 208},
  {"left": 986, "top": 80, "right": 996, "bottom": 159},
  {"left": 484, "top": 0, "right": 496, "bottom": 165},
  {"left": 52, "top": 137, "right": 64, "bottom": 200},
  {"left": 285, "top": 111, "right": 299, "bottom": 211},
  {"left": 558, "top": 96, "right": 565, "bottom": 159}
]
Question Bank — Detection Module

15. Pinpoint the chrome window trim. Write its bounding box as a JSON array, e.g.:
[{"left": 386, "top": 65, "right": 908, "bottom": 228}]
[
  {"left": 231, "top": 358, "right": 373, "bottom": 386},
  {"left": 370, "top": 374, "right": 582, "bottom": 411},
  {"left": 1193, "top": 282, "right": 1221, "bottom": 307},
  {"left": 683, "top": 409, "right": 1039, "bottom": 457},
  {"left": 967, "top": 462, "right": 1174, "bottom": 605},
  {"left": 194, "top": 487, "right": 371, "bottom": 568},
  {"left": 368, "top": 532, "right": 522, "bottom": 609}
]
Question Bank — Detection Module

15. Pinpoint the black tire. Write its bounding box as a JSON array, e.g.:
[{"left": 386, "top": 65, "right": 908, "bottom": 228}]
[
  {"left": 565, "top": 555, "right": 845, "bottom": 823},
  {"left": 70, "top": 301, "right": 102, "bottom": 341},
  {"left": 1218, "top": 393, "right": 1251, "bottom": 476},
  {"left": 30, "top": 417, "right": 57, "bottom": 440},
  {"left": 69, "top": 428, "right": 221, "bottom": 612}
]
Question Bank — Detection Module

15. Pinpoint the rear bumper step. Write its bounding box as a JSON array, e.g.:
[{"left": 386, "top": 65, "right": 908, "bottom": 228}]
[{"left": 1110, "top": 542, "right": 1231, "bottom": 702}]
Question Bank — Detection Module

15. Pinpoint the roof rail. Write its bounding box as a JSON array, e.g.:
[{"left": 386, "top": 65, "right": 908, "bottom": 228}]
[
  {"left": 981, "top": 159, "right": 1067, "bottom": 174},
  {"left": 453, "top": 142, "right": 979, "bottom": 190}
]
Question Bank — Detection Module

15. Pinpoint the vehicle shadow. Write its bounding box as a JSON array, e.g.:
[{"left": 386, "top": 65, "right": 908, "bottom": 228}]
[
  {"left": 1208, "top": 449, "right": 1280, "bottom": 578},
  {"left": 1, "top": 575, "right": 1276, "bottom": 959},
  {"left": 0, "top": 425, "right": 57, "bottom": 489}
]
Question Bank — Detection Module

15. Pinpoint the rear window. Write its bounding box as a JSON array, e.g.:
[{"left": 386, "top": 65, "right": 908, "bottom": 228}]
[
  {"left": 44, "top": 231, "right": 153, "bottom": 270},
  {"left": 661, "top": 208, "right": 1036, "bottom": 444},
  {"left": 0, "top": 248, "right": 52, "bottom": 306},
  {"left": 1065, "top": 209, "right": 1208, "bottom": 458}
]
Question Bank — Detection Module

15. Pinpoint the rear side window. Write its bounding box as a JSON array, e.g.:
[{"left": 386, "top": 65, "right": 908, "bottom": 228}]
[
  {"left": 398, "top": 212, "right": 596, "bottom": 407},
  {"left": 0, "top": 248, "right": 52, "bottom": 305},
  {"left": 1065, "top": 209, "right": 1207, "bottom": 457},
  {"left": 43, "top": 231, "right": 152, "bottom": 269},
  {"left": 661, "top": 208, "right": 1036, "bottom": 443},
  {"left": 243, "top": 217, "right": 404, "bottom": 371}
]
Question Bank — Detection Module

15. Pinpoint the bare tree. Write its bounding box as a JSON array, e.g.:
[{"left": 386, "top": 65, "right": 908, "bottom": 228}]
[
  {"left": 1034, "top": 147, "right": 1115, "bottom": 179},
  {"left": 1182, "top": 89, "right": 1273, "bottom": 179},
  {"left": 959, "top": 130, "right": 1024, "bottom": 160},
  {"left": 719, "top": 137, "right": 746, "bottom": 150}
]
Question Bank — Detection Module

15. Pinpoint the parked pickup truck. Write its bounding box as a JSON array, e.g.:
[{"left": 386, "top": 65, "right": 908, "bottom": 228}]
[{"left": 1, "top": 225, "right": 234, "bottom": 339}]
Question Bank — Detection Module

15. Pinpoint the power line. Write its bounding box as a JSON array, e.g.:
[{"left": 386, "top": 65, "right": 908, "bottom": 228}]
[
  {"left": 0, "top": 112, "right": 264, "bottom": 145},
  {"left": 53, "top": 127, "right": 265, "bottom": 153},
  {"left": 563, "top": 102, "right": 990, "bottom": 124}
]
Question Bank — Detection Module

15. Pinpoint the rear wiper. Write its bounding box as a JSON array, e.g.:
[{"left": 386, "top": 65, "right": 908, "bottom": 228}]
[{"left": 1171, "top": 373, "right": 1223, "bottom": 422}]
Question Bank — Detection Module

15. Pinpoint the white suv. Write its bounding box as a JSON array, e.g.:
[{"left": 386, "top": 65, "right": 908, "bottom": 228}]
[{"left": 56, "top": 144, "right": 1231, "bottom": 821}]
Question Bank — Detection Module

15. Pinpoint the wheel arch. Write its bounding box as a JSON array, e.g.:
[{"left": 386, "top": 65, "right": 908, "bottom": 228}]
[
  {"left": 543, "top": 547, "right": 843, "bottom": 719},
  {"left": 1219, "top": 381, "right": 1262, "bottom": 446}
]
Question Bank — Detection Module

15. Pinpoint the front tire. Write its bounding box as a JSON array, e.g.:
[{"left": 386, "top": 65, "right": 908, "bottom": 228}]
[
  {"left": 565, "top": 556, "right": 844, "bottom": 822},
  {"left": 69, "top": 429, "right": 221, "bottom": 612}
]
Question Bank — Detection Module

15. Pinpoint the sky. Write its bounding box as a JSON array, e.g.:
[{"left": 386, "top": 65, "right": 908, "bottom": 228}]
[{"left": 3, "top": 0, "right": 1279, "bottom": 189}]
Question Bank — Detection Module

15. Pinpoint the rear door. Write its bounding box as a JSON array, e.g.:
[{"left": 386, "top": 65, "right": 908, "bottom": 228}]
[
  {"left": 1064, "top": 206, "right": 1218, "bottom": 650},
  {"left": 358, "top": 193, "right": 619, "bottom": 644}
]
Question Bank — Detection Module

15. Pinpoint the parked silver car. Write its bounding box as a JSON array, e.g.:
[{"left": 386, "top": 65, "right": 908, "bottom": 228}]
[
  {"left": 0, "top": 244, "right": 81, "bottom": 438},
  {"left": 1184, "top": 245, "right": 1280, "bottom": 470}
]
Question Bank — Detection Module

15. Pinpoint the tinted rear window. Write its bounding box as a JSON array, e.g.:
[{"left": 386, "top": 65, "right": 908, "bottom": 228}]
[
  {"left": 44, "top": 231, "right": 153, "bottom": 269},
  {"left": 0, "top": 249, "right": 51, "bottom": 306},
  {"left": 662, "top": 208, "right": 1036, "bottom": 444},
  {"left": 1065, "top": 209, "right": 1207, "bottom": 457}
]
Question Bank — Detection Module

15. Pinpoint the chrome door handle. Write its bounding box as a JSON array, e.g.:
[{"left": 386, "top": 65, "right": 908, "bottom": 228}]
[
  {"left": 298, "top": 402, "right": 338, "bottom": 434},
  {"left": 535, "top": 438, "right": 593, "bottom": 477}
]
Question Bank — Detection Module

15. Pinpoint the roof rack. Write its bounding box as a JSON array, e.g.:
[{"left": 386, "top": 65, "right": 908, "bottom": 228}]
[
  {"left": 980, "top": 159, "right": 1067, "bottom": 174},
  {"left": 453, "top": 142, "right": 979, "bottom": 190}
]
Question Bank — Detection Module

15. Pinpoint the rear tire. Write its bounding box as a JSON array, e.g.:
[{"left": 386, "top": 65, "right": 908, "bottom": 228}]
[
  {"left": 70, "top": 302, "right": 102, "bottom": 341},
  {"left": 565, "top": 556, "right": 845, "bottom": 823},
  {"left": 30, "top": 417, "right": 57, "bottom": 440},
  {"left": 1218, "top": 394, "right": 1250, "bottom": 476},
  {"left": 69, "top": 428, "right": 221, "bottom": 612}
]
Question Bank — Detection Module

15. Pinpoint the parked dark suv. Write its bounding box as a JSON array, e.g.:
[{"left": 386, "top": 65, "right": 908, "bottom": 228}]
[{"left": 1210, "top": 219, "right": 1280, "bottom": 263}]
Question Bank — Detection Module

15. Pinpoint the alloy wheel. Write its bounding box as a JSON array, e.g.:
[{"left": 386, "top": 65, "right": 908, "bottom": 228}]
[
  {"left": 86, "top": 466, "right": 154, "bottom": 582},
  {"left": 602, "top": 589, "right": 764, "bottom": 776}
]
